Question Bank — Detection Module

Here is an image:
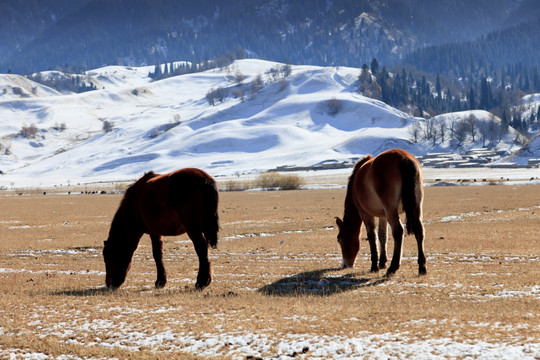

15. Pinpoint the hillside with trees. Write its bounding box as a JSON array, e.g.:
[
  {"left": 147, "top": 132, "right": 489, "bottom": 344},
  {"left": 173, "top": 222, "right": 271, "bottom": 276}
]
[{"left": 358, "top": 59, "right": 540, "bottom": 140}]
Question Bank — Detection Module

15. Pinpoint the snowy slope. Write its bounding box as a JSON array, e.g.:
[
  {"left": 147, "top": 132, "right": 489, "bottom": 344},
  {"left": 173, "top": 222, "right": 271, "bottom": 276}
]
[
  {"left": 0, "top": 59, "right": 534, "bottom": 187},
  {"left": 0, "top": 74, "right": 61, "bottom": 100}
]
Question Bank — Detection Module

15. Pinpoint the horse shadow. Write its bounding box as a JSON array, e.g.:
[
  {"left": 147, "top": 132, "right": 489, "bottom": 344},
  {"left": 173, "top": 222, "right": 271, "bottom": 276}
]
[
  {"left": 50, "top": 286, "right": 111, "bottom": 296},
  {"left": 258, "top": 267, "right": 389, "bottom": 297},
  {"left": 50, "top": 285, "right": 220, "bottom": 297}
]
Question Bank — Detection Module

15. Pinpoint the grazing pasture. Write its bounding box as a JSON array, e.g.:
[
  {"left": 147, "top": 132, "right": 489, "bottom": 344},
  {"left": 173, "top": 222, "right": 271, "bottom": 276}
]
[{"left": 0, "top": 185, "right": 539, "bottom": 359}]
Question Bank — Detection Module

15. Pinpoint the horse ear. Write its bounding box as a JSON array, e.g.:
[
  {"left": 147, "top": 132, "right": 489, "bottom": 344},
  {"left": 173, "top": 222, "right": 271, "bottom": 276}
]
[{"left": 335, "top": 217, "right": 343, "bottom": 229}]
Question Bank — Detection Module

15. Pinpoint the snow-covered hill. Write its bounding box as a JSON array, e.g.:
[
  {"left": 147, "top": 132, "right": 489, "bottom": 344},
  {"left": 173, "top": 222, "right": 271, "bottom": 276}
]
[{"left": 0, "top": 59, "right": 536, "bottom": 187}]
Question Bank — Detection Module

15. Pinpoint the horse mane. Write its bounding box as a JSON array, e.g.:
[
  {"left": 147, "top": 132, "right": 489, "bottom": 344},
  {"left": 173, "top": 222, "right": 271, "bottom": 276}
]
[
  {"left": 107, "top": 172, "right": 157, "bottom": 240},
  {"left": 343, "top": 155, "right": 373, "bottom": 218},
  {"left": 122, "top": 171, "right": 156, "bottom": 202},
  {"left": 347, "top": 155, "right": 373, "bottom": 193}
]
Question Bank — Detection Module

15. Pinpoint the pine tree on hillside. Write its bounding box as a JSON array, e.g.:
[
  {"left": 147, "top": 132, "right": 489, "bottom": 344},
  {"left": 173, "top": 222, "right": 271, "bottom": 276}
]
[
  {"left": 370, "top": 58, "right": 379, "bottom": 78},
  {"left": 479, "top": 77, "right": 492, "bottom": 110},
  {"left": 436, "top": 74, "right": 442, "bottom": 99},
  {"left": 469, "top": 87, "right": 476, "bottom": 110}
]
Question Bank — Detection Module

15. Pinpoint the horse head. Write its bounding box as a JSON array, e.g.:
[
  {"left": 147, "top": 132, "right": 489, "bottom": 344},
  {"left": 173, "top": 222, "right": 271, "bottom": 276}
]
[
  {"left": 103, "top": 239, "right": 133, "bottom": 290},
  {"left": 335, "top": 217, "right": 360, "bottom": 268}
]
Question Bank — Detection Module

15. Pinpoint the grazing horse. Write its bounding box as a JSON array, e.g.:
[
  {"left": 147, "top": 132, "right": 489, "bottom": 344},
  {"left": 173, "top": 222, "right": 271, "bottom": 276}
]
[
  {"left": 103, "top": 168, "right": 220, "bottom": 290},
  {"left": 335, "top": 149, "right": 426, "bottom": 276}
]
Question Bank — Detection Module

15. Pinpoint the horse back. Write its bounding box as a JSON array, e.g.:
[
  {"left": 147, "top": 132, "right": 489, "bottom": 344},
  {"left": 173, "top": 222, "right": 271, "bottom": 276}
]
[
  {"left": 138, "top": 168, "right": 218, "bottom": 237},
  {"left": 353, "top": 149, "right": 420, "bottom": 217}
]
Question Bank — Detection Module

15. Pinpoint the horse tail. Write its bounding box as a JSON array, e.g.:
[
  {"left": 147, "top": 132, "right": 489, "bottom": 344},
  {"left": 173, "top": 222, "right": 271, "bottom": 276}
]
[
  {"left": 400, "top": 156, "right": 422, "bottom": 235},
  {"left": 202, "top": 178, "right": 220, "bottom": 249}
]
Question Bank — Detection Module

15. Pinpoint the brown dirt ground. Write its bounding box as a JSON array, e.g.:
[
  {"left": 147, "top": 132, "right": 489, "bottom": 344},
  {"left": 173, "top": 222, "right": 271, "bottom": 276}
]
[{"left": 0, "top": 185, "right": 539, "bottom": 359}]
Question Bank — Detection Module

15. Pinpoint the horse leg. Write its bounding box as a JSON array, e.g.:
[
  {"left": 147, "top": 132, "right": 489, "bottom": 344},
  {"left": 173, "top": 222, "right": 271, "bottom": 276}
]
[
  {"left": 364, "top": 217, "right": 379, "bottom": 272},
  {"left": 150, "top": 234, "right": 167, "bottom": 288},
  {"left": 188, "top": 230, "right": 212, "bottom": 290},
  {"left": 378, "top": 218, "right": 388, "bottom": 269},
  {"left": 414, "top": 220, "right": 427, "bottom": 275},
  {"left": 386, "top": 212, "right": 404, "bottom": 277}
]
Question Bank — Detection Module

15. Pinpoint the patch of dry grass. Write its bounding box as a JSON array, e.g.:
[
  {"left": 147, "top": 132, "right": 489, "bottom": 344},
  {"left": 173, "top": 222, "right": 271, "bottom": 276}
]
[
  {"left": 0, "top": 186, "right": 539, "bottom": 358},
  {"left": 253, "top": 172, "right": 305, "bottom": 190}
]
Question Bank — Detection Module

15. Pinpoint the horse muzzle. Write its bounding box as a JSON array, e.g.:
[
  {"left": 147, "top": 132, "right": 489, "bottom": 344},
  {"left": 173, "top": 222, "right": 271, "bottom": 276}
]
[{"left": 342, "top": 258, "right": 355, "bottom": 269}]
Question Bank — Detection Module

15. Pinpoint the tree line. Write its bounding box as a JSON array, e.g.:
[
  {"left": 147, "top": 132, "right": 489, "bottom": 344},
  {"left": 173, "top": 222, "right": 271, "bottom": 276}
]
[
  {"left": 27, "top": 72, "right": 97, "bottom": 93},
  {"left": 148, "top": 49, "right": 247, "bottom": 81}
]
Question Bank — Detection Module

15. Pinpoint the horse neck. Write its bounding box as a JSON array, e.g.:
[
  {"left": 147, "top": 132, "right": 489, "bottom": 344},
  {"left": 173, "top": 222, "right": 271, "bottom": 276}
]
[
  {"left": 342, "top": 200, "right": 362, "bottom": 236},
  {"left": 341, "top": 157, "right": 371, "bottom": 235},
  {"left": 107, "top": 204, "right": 140, "bottom": 246},
  {"left": 342, "top": 181, "right": 362, "bottom": 236},
  {"left": 108, "top": 205, "right": 124, "bottom": 235}
]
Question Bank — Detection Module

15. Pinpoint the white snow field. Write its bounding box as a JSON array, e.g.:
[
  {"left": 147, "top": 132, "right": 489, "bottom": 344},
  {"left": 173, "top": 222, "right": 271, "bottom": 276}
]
[{"left": 1, "top": 59, "right": 538, "bottom": 189}]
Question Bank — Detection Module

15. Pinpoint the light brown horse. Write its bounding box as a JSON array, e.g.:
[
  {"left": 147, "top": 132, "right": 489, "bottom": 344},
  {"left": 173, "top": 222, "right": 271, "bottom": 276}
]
[
  {"left": 335, "top": 149, "right": 426, "bottom": 276},
  {"left": 103, "top": 168, "right": 219, "bottom": 290}
]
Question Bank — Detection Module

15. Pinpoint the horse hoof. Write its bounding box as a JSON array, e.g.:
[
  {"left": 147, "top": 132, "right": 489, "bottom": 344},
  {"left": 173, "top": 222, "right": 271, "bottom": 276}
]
[
  {"left": 195, "top": 282, "right": 209, "bottom": 291},
  {"left": 195, "top": 277, "right": 211, "bottom": 291},
  {"left": 370, "top": 267, "right": 379, "bottom": 273},
  {"left": 155, "top": 279, "right": 167, "bottom": 289},
  {"left": 385, "top": 268, "right": 398, "bottom": 278},
  {"left": 418, "top": 268, "right": 427, "bottom": 276}
]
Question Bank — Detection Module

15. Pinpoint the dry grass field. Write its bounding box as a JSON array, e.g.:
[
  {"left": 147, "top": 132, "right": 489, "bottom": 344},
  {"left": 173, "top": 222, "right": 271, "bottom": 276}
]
[{"left": 0, "top": 184, "right": 539, "bottom": 359}]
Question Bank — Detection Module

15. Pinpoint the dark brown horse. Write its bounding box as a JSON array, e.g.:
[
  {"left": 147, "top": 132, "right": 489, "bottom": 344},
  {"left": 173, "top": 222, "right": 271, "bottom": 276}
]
[
  {"left": 103, "top": 168, "right": 219, "bottom": 290},
  {"left": 335, "top": 149, "right": 426, "bottom": 277}
]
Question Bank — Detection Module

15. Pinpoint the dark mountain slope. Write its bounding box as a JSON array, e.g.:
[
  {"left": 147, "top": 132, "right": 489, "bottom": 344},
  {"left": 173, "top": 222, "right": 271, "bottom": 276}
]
[
  {"left": 0, "top": 0, "right": 532, "bottom": 74},
  {"left": 0, "top": 0, "right": 88, "bottom": 66},
  {"left": 404, "top": 19, "right": 540, "bottom": 78}
]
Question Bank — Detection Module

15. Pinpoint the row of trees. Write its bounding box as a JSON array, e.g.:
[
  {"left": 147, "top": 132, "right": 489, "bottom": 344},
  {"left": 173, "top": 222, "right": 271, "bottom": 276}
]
[
  {"left": 27, "top": 72, "right": 97, "bottom": 93},
  {"left": 148, "top": 49, "right": 246, "bottom": 81},
  {"left": 206, "top": 64, "right": 291, "bottom": 106},
  {"left": 409, "top": 113, "right": 511, "bottom": 149}
]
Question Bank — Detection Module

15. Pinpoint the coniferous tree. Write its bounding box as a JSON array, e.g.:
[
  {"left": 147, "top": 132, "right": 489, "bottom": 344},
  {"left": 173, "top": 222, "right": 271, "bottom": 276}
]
[
  {"left": 379, "top": 66, "right": 392, "bottom": 104},
  {"left": 435, "top": 74, "right": 442, "bottom": 99},
  {"left": 501, "top": 108, "right": 510, "bottom": 136},
  {"left": 479, "top": 77, "right": 492, "bottom": 110},
  {"left": 370, "top": 58, "right": 379, "bottom": 78},
  {"left": 468, "top": 87, "right": 476, "bottom": 110}
]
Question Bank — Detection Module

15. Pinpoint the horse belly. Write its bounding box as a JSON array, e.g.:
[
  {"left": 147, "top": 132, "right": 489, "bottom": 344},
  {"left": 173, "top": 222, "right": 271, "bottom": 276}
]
[
  {"left": 149, "top": 222, "right": 186, "bottom": 237},
  {"left": 356, "top": 184, "right": 386, "bottom": 218},
  {"left": 360, "top": 202, "right": 386, "bottom": 218},
  {"left": 142, "top": 208, "right": 187, "bottom": 236}
]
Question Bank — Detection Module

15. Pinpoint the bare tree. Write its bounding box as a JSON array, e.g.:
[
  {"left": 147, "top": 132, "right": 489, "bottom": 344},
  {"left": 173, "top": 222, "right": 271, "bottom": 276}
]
[
  {"left": 103, "top": 120, "right": 114, "bottom": 133},
  {"left": 437, "top": 119, "right": 447, "bottom": 143},
  {"left": 250, "top": 74, "right": 264, "bottom": 98},
  {"left": 465, "top": 114, "right": 478, "bottom": 142},
  {"left": 409, "top": 120, "right": 422, "bottom": 143},
  {"left": 423, "top": 118, "right": 438, "bottom": 145},
  {"left": 206, "top": 86, "right": 228, "bottom": 105},
  {"left": 20, "top": 124, "right": 38, "bottom": 138},
  {"left": 478, "top": 113, "right": 501, "bottom": 148},
  {"left": 327, "top": 98, "right": 343, "bottom": 116},
  {"left": 234, "top": 71, "right": 245, "bottom": 85},
  {"left": 488, "top": 115, "right": 502, "bottom": 147},
  {"left": 453, "top": 119, "right": 469, "bottom": 147}
]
